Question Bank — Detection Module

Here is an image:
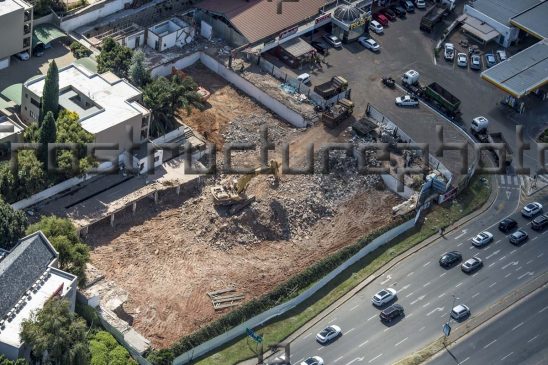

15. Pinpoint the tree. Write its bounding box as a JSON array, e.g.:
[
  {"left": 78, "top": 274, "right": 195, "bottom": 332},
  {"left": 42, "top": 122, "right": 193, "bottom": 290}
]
[
  {"left": 89, "top": 331, "right": 136, "bottom": 365},
  {"left": 55, "top": 110, "right": 96, "bottom": 177},
  {"left": 146, "top": 349, "right": 174, "bottom": 365},
  {"left": 0, "top": 197, "right": 28, "bottom": 250},
  {"left": 0, "top": 355, "right": 28, "bottom": 365},
  {"left": 70, "top": 41, "right": 92, "bottom": 59},
  {"left": 14, "top": 150, "right": 46, "bottom": 201},
  {"left": 97, "top": 38, "right": 133, "bottom": 78},
  {"left": 39, "top": 111, "right": 57, "bottom": 167},
  {"left": 129, "top": 50, "right": 150, "bottom": 88},
  {"left": 26, "top": 216, "right": 90, "bottom": 285},
  {"left": 23, "top": 122, "right": 40, "bottom": 143},
  {"left": 41, "top": 60, "right": 59, "bottom": 124},
  {"left": 20, "top": 298, "right": 90, "bottom": 365}
]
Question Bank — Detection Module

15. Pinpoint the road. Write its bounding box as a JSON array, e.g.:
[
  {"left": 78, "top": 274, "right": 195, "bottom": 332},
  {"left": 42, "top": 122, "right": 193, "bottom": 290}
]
[
  {"left": 426, "top": 285, "right": 548, "bottom": 365},
  {"left": 272, "top": 189, "right": 548, "bottom": 365}
]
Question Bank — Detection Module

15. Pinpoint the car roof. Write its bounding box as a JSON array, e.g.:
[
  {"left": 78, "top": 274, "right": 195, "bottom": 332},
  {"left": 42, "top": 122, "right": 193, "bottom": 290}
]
[
  {"left": 453, "top": 304, "right": 467, "bottom": 312},
  {"left": 502, "top": 218, "right": 516, "bottom": 224}
]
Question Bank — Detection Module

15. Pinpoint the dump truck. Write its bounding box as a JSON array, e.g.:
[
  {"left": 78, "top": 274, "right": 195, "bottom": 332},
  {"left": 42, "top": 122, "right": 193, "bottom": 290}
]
[
  {"left": 422, "top": 82, "right": 461, "bottom": 119},
  {"left": 420, "top": 4, "right": 449, "bottom": 32},
  {"left": 314, "top": 76, "right": 348, "bottom": 99},
  {"left": 322, "top": 98, "right": 354, "bottom": 128}
]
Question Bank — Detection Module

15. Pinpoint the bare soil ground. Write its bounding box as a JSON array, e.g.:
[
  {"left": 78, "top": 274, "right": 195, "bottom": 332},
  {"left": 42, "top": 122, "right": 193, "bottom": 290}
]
[{"left": 85, "top": 66, "right": 401, "bottom": 349}]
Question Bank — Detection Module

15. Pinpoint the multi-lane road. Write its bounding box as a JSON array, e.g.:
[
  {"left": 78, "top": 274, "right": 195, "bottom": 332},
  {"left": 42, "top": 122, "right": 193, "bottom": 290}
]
[
  {"left": 426, "top": 285, "right": 548, "bottom": 365},
  {"left": 272, "top": 186, "right": 547, "bottom": 365}
]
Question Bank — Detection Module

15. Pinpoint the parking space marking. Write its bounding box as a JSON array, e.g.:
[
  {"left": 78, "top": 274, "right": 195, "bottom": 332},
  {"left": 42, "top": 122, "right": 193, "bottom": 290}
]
[
  {"left": 368, "top": 354, "right": 383, "bottom": 363},
  {"left": 345, "top": 328, "right": 356, "bottom": 335},
  {"left": 350, "top": 304, "right": 359, "bottom": 311},
  {"left": 484, "top": 339, "right": 497, "bottom": 349},
  {"left": 395, "top": 337, "right": 408, "bottom": 346},
  {"left": 367, "top": 315, "right": 377, "bottom": 321},
  {"left": 334, "top": 355, "right": 344, "bottom": 363},
  {"left": 423, "top": 261, "right": 431, "bottom": 267}
]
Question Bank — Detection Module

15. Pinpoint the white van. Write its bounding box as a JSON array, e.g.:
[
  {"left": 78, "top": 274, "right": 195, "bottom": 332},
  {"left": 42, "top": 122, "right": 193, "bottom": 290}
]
[
  {"left": 297, "top": 73, "right": 311, "bottom": 84},
  {"left": 471, "top": 116, "right": 489, "bottom": 133}
]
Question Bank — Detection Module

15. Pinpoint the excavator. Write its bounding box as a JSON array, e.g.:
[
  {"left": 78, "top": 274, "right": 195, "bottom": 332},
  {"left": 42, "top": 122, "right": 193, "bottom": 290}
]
[{"left": 211, "top": 160, "right": 280, "bottom": 214}]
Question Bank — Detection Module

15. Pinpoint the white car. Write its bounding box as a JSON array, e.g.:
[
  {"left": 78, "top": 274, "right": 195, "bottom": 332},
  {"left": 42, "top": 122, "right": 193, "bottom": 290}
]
[
  {"left": 323, "top": 34, "right": 342, "bottom": 48},
  {"left": 496, "top": 49, "right": 507, "bottom": 61},
  {"left": 451, "top": 304, "right": 470, "bottom": 320},
  {"left": 395, "top": 95, "right": 419, "bottom": 107},
  {"left": 369, "top": 20, "right": 384, "bottom": 34},
  {"left": 301, "top": 356, "right": 324, "bottom": 365},
  {"left": 358, "top": 36, "right": 380, "bottom": 52},
  {"left": 16, "top": 51, "right": 30, "bottom": 61},
  {"left": 457, "top": 53, "right": 468, "bottom": 67},
  {"left": 443, "top": 43, "right": 454, "bottom": 61},
  {"left": 471, "top": 231, "right": 493, "bottom": 247},
  {"left": 415, "top": 0, "right": 426, "bottom": 9},
  {"left": 521, "top": 202, "right": 543, "bottom": 217},
  {"left": 471, "top": 116, "right": 489, "bottom": 133},
  {"left": 315, "top": 325, "right": 342, "bottom": 344},
  {"left": 372, "top": 288, "right": 397, "bottom": 306},
  {"left": 297, "top": 73, "right": 311, "bottom": 84}
]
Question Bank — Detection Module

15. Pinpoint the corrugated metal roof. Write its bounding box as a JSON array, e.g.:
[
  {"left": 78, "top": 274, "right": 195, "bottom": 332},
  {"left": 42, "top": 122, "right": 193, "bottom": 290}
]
[
  {"left": 481, "top": 41, "right": 548, "bottom": 98},
  {"left": 471, "top": 0, "right": 539, "bottom": 25},
  {"left": 461, "top": 15, "right": 500, "bottom": 42},
  {"left": 280, "top": 37, "right": 315, "bottom": 58},
  {"left": 510, "top": 1, "right": 548, "bottom": 40},
  {"left": 196, "top": 0, "right": 328, "bottom": 43}
]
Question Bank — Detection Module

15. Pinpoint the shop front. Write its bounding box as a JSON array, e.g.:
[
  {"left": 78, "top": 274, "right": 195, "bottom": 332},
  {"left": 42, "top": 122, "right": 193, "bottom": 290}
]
[{"left": 331, "top": 4, "right": 371, "bottom": 43}]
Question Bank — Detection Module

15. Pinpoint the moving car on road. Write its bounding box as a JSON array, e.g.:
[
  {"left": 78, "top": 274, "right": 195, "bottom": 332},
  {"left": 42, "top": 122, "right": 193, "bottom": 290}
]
[
  {"left": 457, "top": 52, "right": 468, "bottom": 67},
  {"left": 300, "top": 356, "right": 324, "bottom": 365},
  {"left": 316, "top": 325, "right": 342, "bottom": 344},
  {"left": 531, "top": 214, "right": 548, "bottom": 231},
  {"left": 471, "top": 231, "right": 493, "bottom": 247},
  {"left": 498, "top": 218, "right": 517, "bottom": 233},
  {"left": 509, "top": 229, "right": 528, "bottom": 245},
  {"left": 323, "top": 34, "right": 342, "bottom": 48},
  {"left": 521, "top": 202, "right": 542, "bottom": 217},
  {"left": 451, "top": 304, "right": 470, "bottom": 320},
  {"left": 470, "top": 54, "right": 481, "bottom": 70},
  {"left": 359, "top": 36, "right": 380, "bottom": 52},
  {"left": 443, "top": 43, "right": 455, "bottom": 61},
  {"left": 395, "top": 95, "right": 419, "bottom": 107},
  {"left": 369, "top": 20, "right": 384, "bottom": 34},
  {"left": 461, "top": 257, "right": 483, "bottom": 273},
  {"left": 485, "top": 53, "right": 497, "bottom": 68},
  {"left": 372, "top": 288, "right": 397, "bottom": 306},
  {"left": 439, "top": 251, "right": 462, "bottom": 268},
  {"left": 380, "top": 304, "right": 404, "bottom": 323}
]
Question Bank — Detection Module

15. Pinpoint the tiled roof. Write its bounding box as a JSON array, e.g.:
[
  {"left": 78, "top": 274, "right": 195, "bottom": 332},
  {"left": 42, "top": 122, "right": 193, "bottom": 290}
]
[
  {"left": 0, "top": 232, "right": 57, "bottom": 318},
  {"left": 196, "top": 0, "right": 328, "bottom": 43}
]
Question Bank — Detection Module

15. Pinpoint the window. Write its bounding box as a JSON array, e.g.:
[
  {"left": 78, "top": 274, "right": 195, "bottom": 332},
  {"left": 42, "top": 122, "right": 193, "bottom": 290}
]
[
  {"left": 30, "top": 110, "right": 37, "bottom": 120},
  {"left": 30, "top": 98, "right": 40, "bottom": 108},
  {"left": 141, "top": 118, "right": 149, "bottom": 128},
  {"left": 25, "top": 93, "right": 28, "bottom": 99}
]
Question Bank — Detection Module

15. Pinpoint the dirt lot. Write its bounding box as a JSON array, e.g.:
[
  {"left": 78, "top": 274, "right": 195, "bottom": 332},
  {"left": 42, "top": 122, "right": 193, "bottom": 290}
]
[{"left": 85, "top": 66, "right": 402, "bottom": 348}]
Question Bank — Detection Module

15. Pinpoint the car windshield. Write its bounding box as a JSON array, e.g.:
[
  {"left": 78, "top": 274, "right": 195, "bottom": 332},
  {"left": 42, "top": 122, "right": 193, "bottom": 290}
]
[
  {"left": 487, "top": 55, "right": 495, "bottom": 61},
  {"left": 525, "top": 203, "right": 536, "bottom": 209},
  {"left": 304, "top": 359, "right": 317, "bottom": 365},
  {"left": 378, "top": 290, "right": 388, "bottom": 297},
  {"left": 478, "top": 233, "right": 487, "bottom": 239}
]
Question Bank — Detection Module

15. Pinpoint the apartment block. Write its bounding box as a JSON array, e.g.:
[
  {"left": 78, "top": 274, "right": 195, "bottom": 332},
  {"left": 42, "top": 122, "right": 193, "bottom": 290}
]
[{"left": 0, "top": 0, "right": 33, "bottom": 69}]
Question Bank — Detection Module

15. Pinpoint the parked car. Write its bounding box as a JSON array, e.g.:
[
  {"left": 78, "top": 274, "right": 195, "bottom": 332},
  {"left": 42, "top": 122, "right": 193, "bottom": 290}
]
[
  {"left": 374, "top": 13, "right": 389, "bottom": 26},
  {"left": 471, "top": 231, "right": 493, "bottom": 247},
  {"left": 383, "top": 8, "right": 397, "bottom": 21},
  {"left": 414, "top": 0, "right": 426, "bottom": 9},
  {"left": 470, "top": 54, "right": 481, "bottom": 70},
  {"left": 390, "top": 5, "right": 407, "bottom": 18},
  {"left": 358, "top": 36, "right": 380, "bottom": 52},
  {"left": 316, "top": 325, "right": 342, "bottom": 344},
  {"left": 461, "top": 257, "right": 483, "bottom": 273},
  {"left": 471, "top": 116, "right": 489, "bottom": 133},
  {"left": 369, "top": 20, "right": 384, "bottom": 34},
  {"left": 395, "top": 95, "right": 419, "bottom": 107},
  {"left": 300, "top": 356, "right": 324, "bottom": 365},
  {"left": 531, "top": 213, "right": 548, "bottom": 231},
  {"left": 439, "top": 251, "right": 462, "bottom": 268},
  {"left": 496, "top": 49, "right": 507, "bottom": 61},
  {"left": 499, "top": 218, "right": 517, "bottom": 232},
  {"left": 323, "top": 34, "right": 342, "bottom": 48},
  {"left": 400, "top": 0, "right": 415, "bottom": 12},
  {"left": 451, "top": 304, "right": 470, "bottom": 320},
  {"left": 372, "top": 288, "right": 397, "bottom": 306},
  {"left": 509, "top": 229, "right": 528, "bottom": 245},
  {"left": 297, "top": 73, "right": 311, "bottom": 85},
  {"left": 521, "top": 202, "right": 542, "bottom": 217},
  {"left": 444, "top": 43, "right": 455, "bottom": 61},
  {"left": 16, "top": 51, "right": 30, "bottom": 61},
  {"left": 457, "top": 52, "right": 468, "bottom": 67},
  {"left": 311, "top": 40, "right": 329, "bottom": 55},
  {"left": 485, "top": 53, "right": 497, "bottom": 68},
  {"left": 380, "top": 304, "right": 404, "bottom": 323}
]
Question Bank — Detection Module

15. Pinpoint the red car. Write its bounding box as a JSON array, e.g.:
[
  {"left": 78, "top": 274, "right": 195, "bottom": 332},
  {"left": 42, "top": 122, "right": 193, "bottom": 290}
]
[{"left": 373, "top": 13, "right": 389, "bottom": 26}]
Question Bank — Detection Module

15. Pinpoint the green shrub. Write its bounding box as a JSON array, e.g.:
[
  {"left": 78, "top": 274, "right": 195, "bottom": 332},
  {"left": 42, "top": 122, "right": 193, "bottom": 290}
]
[
  {"left": 89, "top": 331, "right": 134, "bottom": 365},
  {"left": 70, "top": 41, "right": 92, "bottom": 59}
]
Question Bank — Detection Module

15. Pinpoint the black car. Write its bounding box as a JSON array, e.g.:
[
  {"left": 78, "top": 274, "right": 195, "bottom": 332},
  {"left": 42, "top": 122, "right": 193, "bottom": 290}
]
[
  {"left": 380, "top": 304, "right": 404, "bottom": 323},
  {"left": 382, "top": 8, "right": 397, "bottom": 21},
  {"left": 311, "top": 41, "right": 329, "bottom": 55},
  {"left": 531, "top": 214, "right": 548, "bottom": 231},
  {"left": 390, "top": 5, "right": 407, "bottom": 18},
  {"left": 439, "top": 251, "right": 462, "bottom": 268},
  {"left": 498, "top": 218, "right": 517, "bottom": 233}
]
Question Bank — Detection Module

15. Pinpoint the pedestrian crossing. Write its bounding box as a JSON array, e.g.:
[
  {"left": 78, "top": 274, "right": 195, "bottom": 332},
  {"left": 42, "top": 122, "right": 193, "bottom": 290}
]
[{"left": 499, "top": 174, "right": 525, "bottom": 187}]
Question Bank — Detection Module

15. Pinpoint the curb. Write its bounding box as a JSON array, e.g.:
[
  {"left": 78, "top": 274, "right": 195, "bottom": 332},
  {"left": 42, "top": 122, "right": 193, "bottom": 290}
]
[{"left": 247, "top": 176, "right": 498, "bottom": 364}]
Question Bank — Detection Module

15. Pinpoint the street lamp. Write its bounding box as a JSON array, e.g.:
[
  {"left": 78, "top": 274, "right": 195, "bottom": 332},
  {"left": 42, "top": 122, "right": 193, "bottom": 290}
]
[{"left": 443, "top": 295, "right": 458, "bottom": 344}]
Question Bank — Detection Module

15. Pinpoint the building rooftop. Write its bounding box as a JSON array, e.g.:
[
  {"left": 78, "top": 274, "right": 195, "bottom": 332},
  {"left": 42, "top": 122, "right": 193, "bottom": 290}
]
[
  {"left": 510, "top": 1, "right": 548, "bottom": 40},
  {"left": 481, "top": 40, "right": 548, "bottom": 98},
  {"left": 25, "top": 64, "right": 148, "bottom": 135},
  {"left": 470, "top": 0, "right": 540, "bottom": 26},
  {"left": 0, "top": 0, "right": 30, "bottom": 17}
]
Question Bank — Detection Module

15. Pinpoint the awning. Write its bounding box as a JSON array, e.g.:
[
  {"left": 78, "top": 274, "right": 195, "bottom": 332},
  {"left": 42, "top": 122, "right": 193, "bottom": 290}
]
[
  {"left": 280, "top": 37, "right": 315, "bottom": 58},
  {"left": 1, "top": 84, "right": 23, "bottom": 105},
  {"left": 32, "top": 23, "right": 66, "bottom": 48},
  {"left": 460, "top": 15, "right": 500, "bottom": 43}
]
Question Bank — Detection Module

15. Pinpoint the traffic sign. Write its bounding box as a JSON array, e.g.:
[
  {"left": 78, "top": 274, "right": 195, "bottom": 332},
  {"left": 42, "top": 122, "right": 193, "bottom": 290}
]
[
  {"left": 246, "top": 328, "right": 263, "bottom": 343},
  {"left": 443, "top": 322, "right": 451, "bottom": 337}
]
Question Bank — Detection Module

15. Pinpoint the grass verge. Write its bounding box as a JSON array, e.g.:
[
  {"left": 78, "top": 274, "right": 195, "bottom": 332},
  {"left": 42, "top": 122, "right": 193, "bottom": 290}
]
[
  {"left": 195, "top": 176, "right": 491, "bottom": 365},
  {"left": 538, "top": 128, "right": 548, "bottom": 143}
]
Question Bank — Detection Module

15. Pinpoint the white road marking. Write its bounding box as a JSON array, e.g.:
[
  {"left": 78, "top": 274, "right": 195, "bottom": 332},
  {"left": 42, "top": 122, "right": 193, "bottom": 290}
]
[
  {"left": 328, "top": 317, "right": 337, "bottom": 323},
  {"left": 383, "top": 327, "right": 390, "bottom": 332},
  {"left": 517, "top": 272, "right": 534, "bottom": 280},
  {"left": 345, "top": 328, "right": 356, "bottom": 335},
  {"left": 489, "top": 282, "right": 497, "bottom": 288},
  {"left": 515, "top": 266, "right": 522, "bottom": 272},
  {"left": 472, "top": 272, "right": 480, "bottom": 277},
  {"left": 499, "top": 255, "right": 507, "bottom": 261},
  {"left": 502, "top": 261, "right": 518, "bottom": 270},
  {"left": 423, "top": 281, "right": 431, "bottom": 287},
  {"left": 511, "top": 322, "right": 524, "bottom": 331},
  {"left": 505, "top": 273, "right": 512, "bottom": 278},
  {"left": 500, "top": 352, "right": 514, "bottom": 361},
  {"left": 427, "top": 307, "right": 444, "bottom": 316},
  {"left": 539, "top": 306, "right": 548, "bottom": 313},
  {"left": 350, "top": 304, "right": 360, "bottom": 311},
  {"left": 472, "top": 292, "right": 480, "bottom": 298},
  {"left": 438, "top": 292, "right": 446, "bottom": 298},
  {"left": 407, "top": 271, "right": 414, "bottom": 277},
  {"left": 411, "top": 295, "right": 425, "bottom": 305},
  {"left": 526, "top": 259, "right": 533, "bottom": 265},
  {"left": 495, "top": 239, "right": 501, "bottom": 244},
  {"left": 457, "top": 242, "right": 464, "bottom": 247},
  {"left": 345, "top": 357, "right": 364, "bottom": 365},
  {"left": 303, "top": 333, "right": 312, "bottom": 339},
  {"left": 537, "top": 252, "right": 544, "bottom": 258},
  {"left": 400, "top": 284, "right": 411, "bottom": 292},
  {"left": 423, "top": 261, "right": 431, "bottom": 267},
  {"left": 395, "top": 337, "right": 408, "bottom": 346},
  {"left": 510, "top": 249, "right": 517, "bottom": 255},
  {"left": 422, "top": 302, "right": 431, "bottom": 308},
  {"left": 440, "top": 272, "right": 447, "bottom": 278},
  {"left": 488, "top": 262, "right": 496, "bottom": 268},
  {"left": 469, "top": 246, "right": 474, "bottom": 250},
  {"left": 359, "top": 340, "right": 369, "bottom": 348},
  {"left": 484, "top": 339, "right": 497, "bottom": 349},
  {"left": 367, "top": 315, "right": 377, "bottom": 321},
  {"left": 528, "top": 335, "right": 539, "bottom": 343},
  {"left": 532, "top": 236, "right": 538, "bottom": 241},
  {"left": 419, "top": 326, "right": 425, "bottom": 332},
  {"left": 406, "top": 313, "right": 413, "bottom": 319},
  {"left": 334, "top": 355, "right": 344, "bottom": 363},
  {"left": 317, "top": 346, "right": 324, "bottom": 351},
  {"left": 455, "top": 282, "right": 463, "bottom": 288},
  {"left": 460, "top": 357, "right": 470, "bottom": 364},
  {"left": 368, "top": 354, "right": 383, "bottom": 363},
  {"left": 486, "top": 249, "right": 500, "bottom": 259},
  {"left": 380, "top": 275, "right": 392, "bottom": 285},
  {"left": 454, "top": 230, "right": 468, "bottom": 240},
  {"left": 405, "top": 291, "right": 415, "bottom": 298}
]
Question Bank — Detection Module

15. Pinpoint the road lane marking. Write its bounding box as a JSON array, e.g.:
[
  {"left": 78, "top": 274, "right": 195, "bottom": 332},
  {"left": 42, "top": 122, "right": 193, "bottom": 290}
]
[
  {"left": 532, "top": 236, "right": 538, "bottom": 241},
  {"left": 526, "top": 260, "right": 533, "bottom": 265},
  {"left": 539, "top": 306, "right": 548, "bottom": 313},
  {"left": 438, "top": 292, "right": 446, "bottom": 298},
  {"left": 455, "top": 282, "right": 463, "bottom": 288},
  {"left": 422, "top": 302, "right": 431, "bottom": 308},
  {"left": 328, "top": 317, "right": 337, "bottom": 323},
  {"left": 380, "top": 275, "right": 392, "bottom": 285},
  {"left": 440, "top": 272, "right": 447, "bottom": 278},
  {"left": 419, "top": 326, "right": 425, "bottom": 332},
  {"left": 517, "top": 271, "right": 534, "bottom": 280},
  {"left": 472, "top": 272, "right": 479, "bottom": 277},
  {"left": 427, "top": 307, "right": 444, "bottom": 316},
  {"left": 488, "top": 262, "right": 496, "bottom": 267},
  {"left": 515, "top": 266, "right": 522, "bottom": 272},
  {"left": 454, "top": 230, "right": 468, "bottom": 240},
  {"left": 383, "top": 327, "right": 390, "bottom": 332},
  {"left": 472, "top": 292, "right": 480, "bottom": 298},
  {"left": 495, "top": 239, "right": 501, "bottom": 244},
  {"left": 346, "top": 328, "right": 356, "bottom": 335},
  {"left": 486, "top": 249, "right": 500, "bottom": 259},
  {"left": 510, "top": 249, "right": 517, "bottom": 255},
  {"left": 499, "top": 255, "right": 507, "bottom": 261},
  {"left": 469, "top": 246, "right": 474, "bottom": 250},
  {"left": 511, "top": 322, "right": 524, "bottom": 331},
  {"left": 345, "top": 357, "right": 364, "bottom": 365},
  {"left": 484, "top": 339, "right": 497, "bottom": 349},
  {"left": 317, "top": 347, "right": 323, "bottom": 351},
  {"left": 489, "top": 282, "right": 497, "bottom": 288},
  {"left": 334, "top": 355, "right": 344, "bottom": 363},
  {"left": 368, "top": 354, "right": 383, "bottom": 363},
  {"left": 528, "top": 335, "right": 538, "bottom": 343},
  {"left": 460, "top": 357, "right": 470, "bottom": 364},
  {"left": 359, "top": 340, "right": 369, "bottom": 348},
  {"left": 407, "top": 271, "right": 414, "bottom": 277},
  {"left": 303, "top": 333, "right": 312, "bottom": 339},
  {"left": 406, "top": 313, "right": 413, "bottom": 318},
  {"left": 400, "top": 284, "right": 411, "bottom": 292},
  {"left": 395, "top": 337, "right": 408, "bottom": 346},
  {"left": 350, "top": 304, "right": 359, "bottom": 311},
  {"left": 502, "top": 261, "right": 518, "bottom": 270},
  {"left": 423, "top": 281, "right": 431, "bottom": 287},
  {"left": 538, "top": 253, "right": 544, "bottom": 258},
  {"left": 423, "top": 261, "right": 431, "bottom": 267},
  {"left": 500, "top": 352, "right": 514, "bottom": 361},
  {"left": 505, "top": 273, "right": 512, "bottom": 278},
  {"left": 405, "top": 291, "right": 415, "bottom": 298},
  {"left": 367, "top": 315, "right": 377, "bottom": 321},
  {"left": 457, "top": 242, "right": 463, "bottom": 247},
  {"left": 411, "top": 295, "right": 425, "bottom": 305}
]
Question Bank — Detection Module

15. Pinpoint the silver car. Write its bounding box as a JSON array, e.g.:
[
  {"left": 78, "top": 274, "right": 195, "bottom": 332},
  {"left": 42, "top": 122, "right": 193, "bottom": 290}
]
[
  {"left": 472, "top": 231, "right": 493, "bottom": 247},
  {"left": 451, "top": 304, "right": 470, "bottom": 320},
  {"left": 470, "top": 54, "right": 481, "bottom": 70},
  {"left": 461, "top": 257, "right": 483, "bottom": 273}
]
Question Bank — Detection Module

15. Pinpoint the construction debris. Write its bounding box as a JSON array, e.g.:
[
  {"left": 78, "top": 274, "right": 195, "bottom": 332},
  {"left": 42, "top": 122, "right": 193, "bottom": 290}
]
[{"left": 207, "top": 287, "right": 245, "bottom": 310}]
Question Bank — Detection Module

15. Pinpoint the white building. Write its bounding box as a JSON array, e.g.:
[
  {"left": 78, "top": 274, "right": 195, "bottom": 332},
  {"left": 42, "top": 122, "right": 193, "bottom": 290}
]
[
  {"left": 0, "top": 232, "right": 78, "bottom": 361},
  {"left": 147, "top": 17, "right": 194, "bottom": 52}
]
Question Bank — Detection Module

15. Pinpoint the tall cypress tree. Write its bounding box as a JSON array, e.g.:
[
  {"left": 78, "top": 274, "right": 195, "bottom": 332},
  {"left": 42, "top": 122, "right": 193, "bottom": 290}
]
[
  {"left": 40, "top": 60, "right": 59, "bottom": 125},
  {"left": 39, "top": 111, "right": 56, "bottom": 167}
]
